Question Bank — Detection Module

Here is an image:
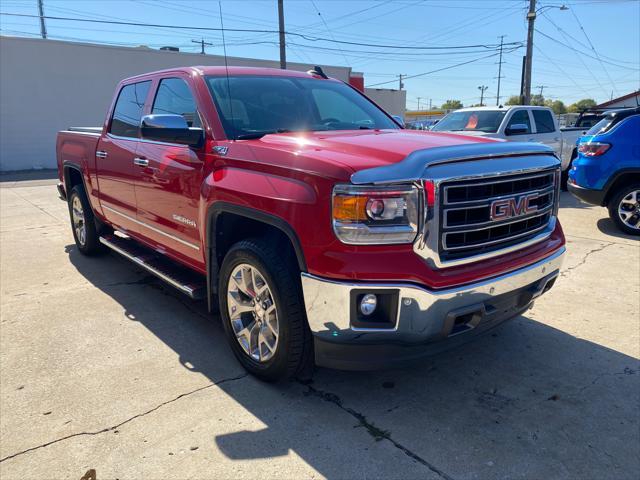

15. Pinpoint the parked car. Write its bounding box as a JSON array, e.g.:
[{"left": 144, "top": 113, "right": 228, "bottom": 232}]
[
  {"left": 431, "top": 106, "right": 584, "bottom": 189},
  {"left": 568, "top": 107, "right": 640, "bottom": 235},
  {"left": 56, "top": 66, "right": 565, "bottom": 381}
]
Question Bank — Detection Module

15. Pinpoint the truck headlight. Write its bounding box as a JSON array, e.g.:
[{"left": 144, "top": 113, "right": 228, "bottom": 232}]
[{"left": 332, "top": 184, "right": 420, "bottom": 244}]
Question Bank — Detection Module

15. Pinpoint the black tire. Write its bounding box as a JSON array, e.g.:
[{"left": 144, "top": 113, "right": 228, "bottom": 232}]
[
  {"left": 68, "top": 185, "right": 106, "bottom": 255},
  {"left": 607, "top": 183, "right": 640, "bottom": 236},
  {"left": 560, "top": 150, "right": 577, "bottom": 191},
  {"left": 218, "top": 238, "right": 313, "bottom": 382}
]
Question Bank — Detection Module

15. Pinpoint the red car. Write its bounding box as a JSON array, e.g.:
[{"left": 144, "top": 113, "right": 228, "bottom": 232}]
[{"left": 57, "top": 66, "right": 565, "bottom": 381}]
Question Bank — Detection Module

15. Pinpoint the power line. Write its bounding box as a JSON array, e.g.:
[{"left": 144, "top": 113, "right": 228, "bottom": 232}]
[
  {"left": 540, "top": 12, "right": 609, "bottom": 98},
  {"left": 0, "top": 12, "right": 523, "bottom": 51},
  {"left": 309, "top": 0, "right": 349, "bottom": 65},
  {"left": 568, "top": 5, "right": 620, "bottom": 96},
  {"left": 365, "top": 49, "right": 520, "bottom": 87},
  {"left": 535, "top": 28, "right": 639, "bottom": 70}
]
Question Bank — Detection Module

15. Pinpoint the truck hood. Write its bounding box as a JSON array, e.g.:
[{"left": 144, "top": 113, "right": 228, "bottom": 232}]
[{"left": 243, "top": 129, "right": 498, "bottom": 179}]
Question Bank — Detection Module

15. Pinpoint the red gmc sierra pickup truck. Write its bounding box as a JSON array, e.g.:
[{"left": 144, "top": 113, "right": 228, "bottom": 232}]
[{"left": 57, "top": 66, "right": 565, "bottom": 381}]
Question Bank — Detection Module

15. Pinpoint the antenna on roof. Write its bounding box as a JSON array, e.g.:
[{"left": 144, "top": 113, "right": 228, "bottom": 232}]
[
  {"left": 307, "top": 65, "right": 328, "bottom": 79},
  {"left": 219, "top": 1, "right": 236, "bottom": 141}
]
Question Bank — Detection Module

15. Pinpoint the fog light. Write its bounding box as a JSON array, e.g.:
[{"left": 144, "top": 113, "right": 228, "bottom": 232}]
[{"left": 360, "top": 294, "right": 377, "bottom": 316}]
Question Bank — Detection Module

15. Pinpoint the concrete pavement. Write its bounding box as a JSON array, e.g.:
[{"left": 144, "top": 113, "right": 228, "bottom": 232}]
[{"left": 0, "top": 180, "right": 638, "bottom": 480}]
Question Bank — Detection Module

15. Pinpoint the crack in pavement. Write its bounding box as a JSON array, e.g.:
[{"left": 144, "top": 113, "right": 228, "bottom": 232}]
[
  {"left": 560, "top": 242, "right": 615, "bottom": 278},
  {"left": 302, "top": 383, "right": 455, "bottom": 480},
  {"left": 0, "top": 373, "right": 249, "bottom": 464}
]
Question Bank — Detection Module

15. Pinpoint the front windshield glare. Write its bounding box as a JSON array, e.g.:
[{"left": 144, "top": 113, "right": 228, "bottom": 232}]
[
  {"left": 432, "top": 110, "right": 507, "bottom": 133},
  {"left": 205, "top": 75, "right": 398, "bottom": 139}
]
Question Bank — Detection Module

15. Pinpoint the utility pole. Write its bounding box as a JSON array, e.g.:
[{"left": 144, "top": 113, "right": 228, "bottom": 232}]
[
  {"left": 496, "top": 35, "right": 505, "bottom": 105},
  {"left": 536, "top": 85, "right": 547, "bottom": 97},
  {"left": 523, "top": 0, "right": 536, "bottom": 104},
  {"left": 398, "top": 74, "right": 404, "bottom": 90},
  {"left": 278, "top": 0, "right": 286, "bottom": 69},
  {"left": 429, "top": 99, "right": 432, "bottom": 110},
  {"left": 417, "top": 97, "right": 422, "bottom": 110},
  {"left": 478, "top": 85, "right": 488, "bottom": 106},
  {"left": 192, "top": 38, "right": 213, "bottom": 54},
  {"left": 37, "top": 0, "right": 47, "bottom": 39}
]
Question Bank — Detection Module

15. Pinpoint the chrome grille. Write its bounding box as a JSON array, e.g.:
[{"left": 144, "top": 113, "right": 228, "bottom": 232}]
[{"left": 438, "top": 170, "right": 557, "bottom": 262}]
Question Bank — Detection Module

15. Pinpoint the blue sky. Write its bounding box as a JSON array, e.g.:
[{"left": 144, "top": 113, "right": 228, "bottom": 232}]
[{"left": 1, "top": 0, "right": 638, "bottom": 107}]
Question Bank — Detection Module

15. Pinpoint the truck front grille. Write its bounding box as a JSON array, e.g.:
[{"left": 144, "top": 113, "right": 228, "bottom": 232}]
[{"left": 438, "top": 170, "right": 557, "bottom": 262}]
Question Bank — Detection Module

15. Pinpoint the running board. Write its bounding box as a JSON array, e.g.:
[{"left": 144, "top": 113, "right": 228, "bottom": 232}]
[{"left": 99, "top": 234, "right": 206, "bottom": 299}]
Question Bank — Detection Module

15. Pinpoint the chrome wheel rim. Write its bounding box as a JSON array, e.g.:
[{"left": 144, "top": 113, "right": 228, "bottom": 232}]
[
  {"left": 227, "top": 263, "right": 279, "bottom": 362},
  {"left": 71, "top": 196, "right": 87, "bottom": 246},
  {"left": 618, "top": 189, "right": 640, "bottom": 231}
]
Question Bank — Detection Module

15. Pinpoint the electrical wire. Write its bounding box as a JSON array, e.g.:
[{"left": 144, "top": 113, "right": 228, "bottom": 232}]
[{"left": 0, "top": 12, "right": 523, "bottom": 51}]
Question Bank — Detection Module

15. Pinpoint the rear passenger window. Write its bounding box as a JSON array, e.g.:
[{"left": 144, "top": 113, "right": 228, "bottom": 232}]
[
  {"left": 533, "top": 110, "right": 555, "bottom": 133},
  {"left": 152, "top": 78, "right": 201, "bottom": 128},
  {"left": 109, "top": 81, "right": 151, "bottom": 138},
  {"left": 506, "top": 110, "right": 531, "bottom": 134}
]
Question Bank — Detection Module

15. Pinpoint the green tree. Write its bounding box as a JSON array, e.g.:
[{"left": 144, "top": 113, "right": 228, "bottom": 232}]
[
  {"left": 544, "top": 99, "right": 567, "bottom": 114},
  {"left": 568, "top": 98, "right": 597, "bottom": 113},
  {"left": 505, "top": 95, "right": 522, "bottom": 106},
  {"left": 441, "top": 99, "right": 463, "bottom": 110},
  {"left": 530, "top": 94, "right": 546, "bottom": 106}
]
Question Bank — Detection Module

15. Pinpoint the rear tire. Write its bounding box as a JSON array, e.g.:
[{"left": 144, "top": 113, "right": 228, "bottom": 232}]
[
  {"left": 218, "top": 238, "right": 313, "bottom": 382},
  {"left": 561, "top": 150, "right": 577, "bottom": 191},
  {"left": 608, "top": 184, "right": 640, "bottom": 236},
  {"left": 68, "top": 185, "right": 105, "bottom": 255}
]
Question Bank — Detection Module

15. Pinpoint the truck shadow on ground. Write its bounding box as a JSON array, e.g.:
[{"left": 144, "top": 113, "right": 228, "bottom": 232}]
[{"left": 66, "top": 245, "right": 639, "bottom": 479}]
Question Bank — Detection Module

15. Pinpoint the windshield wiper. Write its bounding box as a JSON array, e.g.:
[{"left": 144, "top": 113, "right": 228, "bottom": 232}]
[{"left": 236, "top": 129, "right": 291, "bottom": 140}]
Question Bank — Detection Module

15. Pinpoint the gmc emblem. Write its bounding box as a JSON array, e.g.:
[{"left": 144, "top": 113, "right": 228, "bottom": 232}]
[{"left": 490, "top": 193, "right": 539, "bottom": 221}]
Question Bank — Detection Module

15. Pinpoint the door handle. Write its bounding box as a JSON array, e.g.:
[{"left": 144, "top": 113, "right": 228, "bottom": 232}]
[
  {"left": 96, "top": 150, "right": 108, "bottom": 159},
  {"left": 133, "top": 157, "right": 149, "bottom": 167}
]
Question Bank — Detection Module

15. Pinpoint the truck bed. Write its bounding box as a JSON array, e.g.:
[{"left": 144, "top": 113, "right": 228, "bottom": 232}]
[{"left": 56, "top": 128, "right": 101, "bottom": 182}]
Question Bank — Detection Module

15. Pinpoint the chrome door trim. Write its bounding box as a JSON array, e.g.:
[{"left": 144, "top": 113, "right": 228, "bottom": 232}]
[
  {"left": 102, "top": 204, "right": 200, "bottom": 251},
  {"left": 96, "top": 151, "right": 108, "bottom": 159}
]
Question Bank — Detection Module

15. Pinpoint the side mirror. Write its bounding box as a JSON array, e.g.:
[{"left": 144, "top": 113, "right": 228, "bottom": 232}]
[
  {"left": 392, "top": 115, "right": 405, "bottom": 128},
  {"left": 140, "top": 114, "right": 203, "bottom": 147},
  {"left": 505, "top": 123, "right": 529, "bottom": 136}
]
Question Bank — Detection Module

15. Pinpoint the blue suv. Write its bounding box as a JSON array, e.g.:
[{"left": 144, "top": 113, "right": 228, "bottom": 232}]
[{"left": 568, "top": 107, "right": 640, "bottom": 235}]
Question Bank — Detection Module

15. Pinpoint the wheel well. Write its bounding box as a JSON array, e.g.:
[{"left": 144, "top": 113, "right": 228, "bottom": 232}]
[
  {"left": 213, "top": 212, "right": 300, "bottom": 272},
  {"left": 604, "top": 173, "right": 640, "bottom": 206},
  {"left": 64, "top": 166, "right": 83, "bottom": 191}
]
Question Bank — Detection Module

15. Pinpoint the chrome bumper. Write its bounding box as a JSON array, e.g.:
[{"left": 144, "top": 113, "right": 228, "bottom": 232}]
[{"left": 301, "top": 247, "right": 565, "bottom": 345}]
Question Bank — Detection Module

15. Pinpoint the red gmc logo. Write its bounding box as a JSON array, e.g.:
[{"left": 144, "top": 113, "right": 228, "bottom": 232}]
[{"left": 490, "top": 193, "right": 539, "bottom": 221}]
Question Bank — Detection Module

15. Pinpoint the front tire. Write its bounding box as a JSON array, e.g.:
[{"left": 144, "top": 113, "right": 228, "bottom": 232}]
[
  {"left": 68, "top": 185, "right": 105, "bottom": 255},
  {"left": 608, "top": 184, "right": 640, "bottom": 236},
  {"left": 218, "top": 239, "right": 312, "bottom": 382}
]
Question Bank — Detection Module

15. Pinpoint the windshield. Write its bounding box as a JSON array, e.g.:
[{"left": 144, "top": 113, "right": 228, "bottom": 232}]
[
  {"left": 431, "top": 110, "right": 507, "bottom": 133},
  {"left": 205, "top": 75, "right": 398, "bottom": 139}
]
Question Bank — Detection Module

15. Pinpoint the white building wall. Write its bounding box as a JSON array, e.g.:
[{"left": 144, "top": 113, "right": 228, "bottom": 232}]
[
  {"left": 0, "top": 36, "right": 353, "bottom": 171},
  {"left": 364, "top": 88, "right": 406, "bottom": 117},
  {"left": 597, "top": 92, "right": 640, "bottom": 109}
]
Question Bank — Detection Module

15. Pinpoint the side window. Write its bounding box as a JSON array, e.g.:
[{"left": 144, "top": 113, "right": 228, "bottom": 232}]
[
  {"left": 152, "top": 78, "right": 201, "bottom": 128},
  {"left": 506, "top": 109, "right": 531, "bottom": 134},
  {"left": 532, "top": 110, "right": 555, "bottom": 133},
  {"left": 109, "top": 81, "right": 151, "bottom": 138}
]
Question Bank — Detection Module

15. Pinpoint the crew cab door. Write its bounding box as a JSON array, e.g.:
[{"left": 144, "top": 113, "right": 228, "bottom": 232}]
[
  {"left": 96, "top": 80, "right": 151, "bottom": 231},
  {"left": 531, "top": 108, "right": 562, "bottom": 155},
  {"left": 503, "top": 108, "right": 533, "bottom": 141},
  {"left": 133, "top": 76, "right": 204, "bottom": 265}
]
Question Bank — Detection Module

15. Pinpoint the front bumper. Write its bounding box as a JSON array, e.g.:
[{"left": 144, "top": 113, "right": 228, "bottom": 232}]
[
  {"left": 568, "top": 181, "right": 606, "bottom": 206},
  {"left": 57, "top": 182, "right": 67, "bottom": 201},
  {"left": 301, "top": 247, "right": 565, "bottom": 370}
]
